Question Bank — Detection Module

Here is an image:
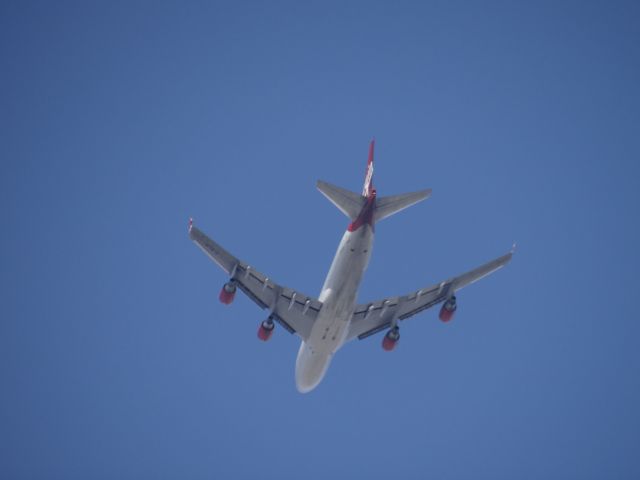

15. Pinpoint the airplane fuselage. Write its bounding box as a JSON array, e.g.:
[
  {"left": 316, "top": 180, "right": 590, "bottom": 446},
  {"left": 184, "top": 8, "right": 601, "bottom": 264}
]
[
  {"left": 295, "top": 202, "right": 375, "bottom": 393},
  {"left": 189, "top": 140, "right": 512, "bottom": 394}
]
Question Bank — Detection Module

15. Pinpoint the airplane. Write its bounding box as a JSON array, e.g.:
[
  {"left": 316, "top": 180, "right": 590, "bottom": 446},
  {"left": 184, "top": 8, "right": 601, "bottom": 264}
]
[{"left": 189, "top": 140, "right": 514, "bottom": 393}]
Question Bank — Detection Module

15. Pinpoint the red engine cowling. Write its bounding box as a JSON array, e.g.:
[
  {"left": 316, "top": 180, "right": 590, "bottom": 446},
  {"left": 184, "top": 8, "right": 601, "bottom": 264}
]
[
  {"left": 257, "top": 318, "right": 275, "bottom": 341},
  {"left": 219, "top": 282, "right": 237, "bottom": 305},
  {"left": 382, "top": 327, "right": 400, "bottom": 351},
  {"left": 439, "top": 295, "right": 457, "bottom": 322}
]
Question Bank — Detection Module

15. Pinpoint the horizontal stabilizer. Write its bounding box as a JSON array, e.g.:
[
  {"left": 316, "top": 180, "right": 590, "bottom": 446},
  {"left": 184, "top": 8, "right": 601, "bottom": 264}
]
[
  {"left": 317, "top": 180, "right": 366, "bottom": 220},
  {"left": 374, "top": 189, "right": 432, "bottom": 222}
]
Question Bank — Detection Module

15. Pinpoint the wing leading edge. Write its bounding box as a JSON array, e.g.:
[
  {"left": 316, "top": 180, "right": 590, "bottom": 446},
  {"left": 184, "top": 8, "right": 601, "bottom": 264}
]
[
  {"left": 347, "top": 248, "right": 514, "bottom": 341},
  {"left": 189, "top": 223, "right": 322, "bottom": 340}
]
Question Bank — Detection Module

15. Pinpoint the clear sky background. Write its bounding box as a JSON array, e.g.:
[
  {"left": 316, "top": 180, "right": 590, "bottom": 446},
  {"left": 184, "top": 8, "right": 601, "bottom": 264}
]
[{"left": 2, "top": 1, "right": 639, "bottom": 478}]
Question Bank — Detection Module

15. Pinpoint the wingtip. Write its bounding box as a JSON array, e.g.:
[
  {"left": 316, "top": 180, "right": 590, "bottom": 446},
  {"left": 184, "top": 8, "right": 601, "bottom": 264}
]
[
  {"left": 188, "top": 217, "right": 194, "bottom": 233},
  {"left": 510, "top": 242, "right": 517, "bottom": 254}
]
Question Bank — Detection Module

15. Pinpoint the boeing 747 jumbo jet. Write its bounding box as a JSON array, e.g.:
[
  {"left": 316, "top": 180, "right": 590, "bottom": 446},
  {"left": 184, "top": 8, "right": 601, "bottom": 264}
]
[{"left": 189, "top": 141, "right": 513, "bottom": 393}]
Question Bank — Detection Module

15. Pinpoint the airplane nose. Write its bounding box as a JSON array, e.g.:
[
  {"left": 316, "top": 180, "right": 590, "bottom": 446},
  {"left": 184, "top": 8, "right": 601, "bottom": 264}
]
[
  {"left": 296, "top": 379, "right": 317, "bottom": 394},
  {"left": 295, "top": 342, "right": 331, "bottom": 393}
]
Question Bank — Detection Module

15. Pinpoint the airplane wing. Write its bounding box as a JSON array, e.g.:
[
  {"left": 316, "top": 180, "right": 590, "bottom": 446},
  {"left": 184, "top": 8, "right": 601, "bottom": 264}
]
[
  {"left": 346, "top": 249, "right": 514, "bottom": 341},
  {"left": 189, "top": 223, "right": 322, "bottom": 340}
]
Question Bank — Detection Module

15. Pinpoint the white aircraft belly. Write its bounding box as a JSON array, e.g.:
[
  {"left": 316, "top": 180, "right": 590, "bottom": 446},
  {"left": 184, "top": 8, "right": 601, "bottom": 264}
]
[{"left": 295, "top": 227, "right": 373, "bottom": 392}]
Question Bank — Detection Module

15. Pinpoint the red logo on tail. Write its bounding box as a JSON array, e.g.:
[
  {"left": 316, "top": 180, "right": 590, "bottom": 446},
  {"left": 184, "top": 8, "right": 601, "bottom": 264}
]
[{"left": 363, "top": 139, "right": 375, "bottom": 197}]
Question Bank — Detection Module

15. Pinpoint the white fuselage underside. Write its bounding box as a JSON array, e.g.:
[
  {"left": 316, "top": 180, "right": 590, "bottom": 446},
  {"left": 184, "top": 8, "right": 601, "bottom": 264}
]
[{"left": 295, "top": 225, "right": 373, "bottom": 392}]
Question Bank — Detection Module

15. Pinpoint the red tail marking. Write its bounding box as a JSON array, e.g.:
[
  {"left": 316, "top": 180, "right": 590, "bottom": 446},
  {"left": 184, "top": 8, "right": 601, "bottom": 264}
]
[
  {"left": 349, "top": 139, "right": 378, "bottom": 232},
  {"left": 363, "top": 139, "right": 375, "bottom": 198},
  {"left": 347, "top": 194, "right": 376, "bottom": 232}
]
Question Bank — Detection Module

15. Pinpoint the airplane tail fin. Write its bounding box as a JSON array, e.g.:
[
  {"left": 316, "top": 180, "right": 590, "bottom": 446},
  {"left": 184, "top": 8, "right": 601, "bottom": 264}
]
[
  {"left": 362, "top": 139, "right": 375, "bottom": 198},
  {"left": 318, "top": 139, "right": 431, "bottom": 223},
  {"left": 316, "top": 180, "right": 365, "bottom": 220},
  {"left": 374, "top": 188, "right": 432, "bottom": 223}
]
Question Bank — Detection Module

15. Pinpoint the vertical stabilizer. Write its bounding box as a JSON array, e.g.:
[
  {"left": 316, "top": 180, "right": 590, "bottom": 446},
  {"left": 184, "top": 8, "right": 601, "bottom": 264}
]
[{"left": 362, "top": 139, "right": 375, "bottom": 198}]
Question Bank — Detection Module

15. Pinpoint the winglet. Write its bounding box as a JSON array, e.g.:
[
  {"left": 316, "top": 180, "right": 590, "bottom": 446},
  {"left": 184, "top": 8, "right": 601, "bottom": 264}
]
[
  {"left": 510, "top": 242, "right": 517, "bottom": 254},
  {"left": 188, "top": 217, "right": 194, "bottom": 233}
]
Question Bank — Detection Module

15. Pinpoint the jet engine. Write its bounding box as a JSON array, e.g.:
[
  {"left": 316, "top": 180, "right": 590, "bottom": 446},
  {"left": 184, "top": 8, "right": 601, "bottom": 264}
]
[
  {"left": 219, "top": 281, "right": 237, "bottom": 305},
  {"left": 257, "top": 316, "right": 275, "bottom": 341},
  {"left": 382, "top": 326, "right": 400, "bottom": 351},
  {"left": 439, "top": 295, "right": 457, "bottom": 322}
]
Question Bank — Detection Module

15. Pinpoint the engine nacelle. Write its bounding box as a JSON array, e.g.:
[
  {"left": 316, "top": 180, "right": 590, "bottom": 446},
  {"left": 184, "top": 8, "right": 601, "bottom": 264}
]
[
  {"left": 439, "top": 295, "right": 457, "bottom": 322},
  {"left": 257, "top": 317, "right": 275, "bottom": 341},
  {"left": 219, "top": 281, "right": 237, "bottom": 305},
  {"left": 382, "top": 326, "right": 400, "bottom": 351}
]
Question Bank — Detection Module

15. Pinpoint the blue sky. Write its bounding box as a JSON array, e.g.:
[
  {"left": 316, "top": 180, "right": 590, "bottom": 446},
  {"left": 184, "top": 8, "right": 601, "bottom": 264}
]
[{"left": 1, "top": 1, "right": 639, "bottom": 478}]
